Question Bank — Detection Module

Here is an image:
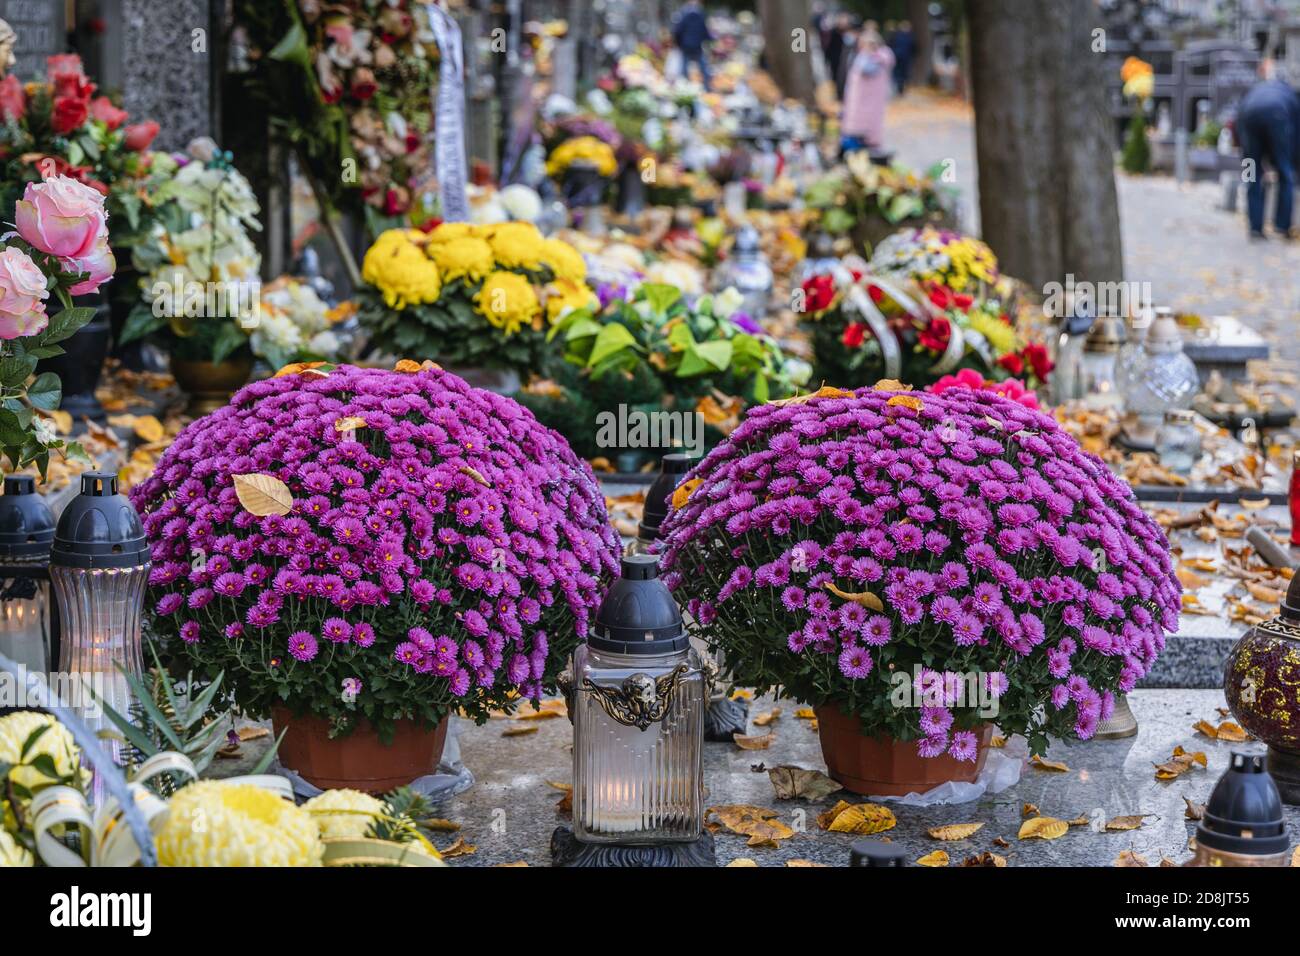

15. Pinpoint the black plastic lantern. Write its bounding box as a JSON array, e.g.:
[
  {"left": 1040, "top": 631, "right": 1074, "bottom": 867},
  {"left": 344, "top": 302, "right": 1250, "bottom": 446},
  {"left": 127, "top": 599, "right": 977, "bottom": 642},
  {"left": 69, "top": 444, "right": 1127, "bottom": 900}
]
[
  {"left": 0, "top": 475, "right": 57, "bottom": 683},
  {"left": 1187, "top": 751, "right": 1292, "bottom": 867}
]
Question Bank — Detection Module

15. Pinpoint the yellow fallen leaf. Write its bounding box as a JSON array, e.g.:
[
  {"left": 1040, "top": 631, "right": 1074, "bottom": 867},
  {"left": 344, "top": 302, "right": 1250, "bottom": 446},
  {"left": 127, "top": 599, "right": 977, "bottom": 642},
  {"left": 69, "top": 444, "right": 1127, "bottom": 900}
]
[
  {"left": 752, "top": 708, "right": 782, "bottom": 727},
  {"left": 989, "top": 735, "right": 1007, "bottom": 748},
  {"left": 823, "top": 801, "right": 897, "bottom": 836},
  {"left": 726, "top": 858, "right": 758, "bottom": 867},
  {"left": 785, "top": 859, "right": 828, "bottom": 867},
  {"left": 420, "top": 818, "right": 461, "bottom": 832},
  {"left": 886, "top": 394, "right": 923, "bottom": 411},
  {"left": 235, "top": 726, "right": 270, "bottom": 742},
  {"left": 1176, "top": 566, "right": 1209, "bottom": 589},
  {"left": 1194, "top": 719, "right": 1249, "bottom": 742},
  {"left": 706, "top": 805, "right": 795, "bottom": 847},
  {"left": 671, "top": 478, "right": 702, "bottom": 510},
  {"left": 768, "top": 385, "right": 856, "bottom": 406},
  {"left": 823, "top": 581, "right": 884, "bottom": 611},
  {"left": 1238, "top": 498, "right": 1270, "bottom": 511},
  {"left": 232, "top": 473, "right": 293, "bottom": 516},
  {"left": 334, "top": 416, "right": 367, "bottom": 432},
  {"left": 917, "top": 850, "right": 950, "bottom": 867},
  {"left": 459, "top": 465, "right": 491, "bottom": 487},
  {"left": 729, "top": 688, "right": 755, "bottom": 701},
  {"left": 1115, "top": 849, "right": 1148, "bottom": 867},
  {"left": 927, "top": 823, "right": 984, "bottom": 841},
  {"left": 440, "top": 836, "right": 476, "bottom": 858},
  {"left": 872, "top": 379, "right": 912, "bottom": 392},
  {"left": 793, "top": 707, "right": 816, "bottom": 719},
  {"left": 1018, "top": 817, "right": 1069, "bottom": 840},
  {"left": 1030, "top": 755, "right": 1070, "bottom": 773},
  {"left": 732, "top": 732, "right": 773, "bottom": 751},
  {"left": 1022, "top": 803, "right": 1039, "bottom": 817},
  {"left": 47, "top": 409, "right": 73, "bottom": 434},
  {"left": 274, "top": 360, "right": 329, "bottom": 378},
  {"left": 1106, "top": 815, "right": 1151, "bottom": 831},
  {"left": 502, "top": 724, "right": 539, "bottom": 737},
  {"left": 394, "top": 359, "right": 423, "bottom": 373},
  {"left": 495, "top": 861, "right": 528, "bottom": 867}
]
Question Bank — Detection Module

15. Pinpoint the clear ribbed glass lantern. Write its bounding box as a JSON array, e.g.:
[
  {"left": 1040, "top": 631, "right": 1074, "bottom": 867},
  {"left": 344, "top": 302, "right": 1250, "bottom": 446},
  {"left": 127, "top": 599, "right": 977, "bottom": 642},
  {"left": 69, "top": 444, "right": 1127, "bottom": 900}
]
[
  {"left": 715, "top": 225, "right": 774, "bottom": 320},
  {"left": 1080, "top": 315, "right": 1126, "bottom": 410},
  {"left": 1120, "top": 314, "right": 1199, "bottom": 447},
  {"left": 0, "top": 476, "right": 56, "bottom": 680},
  {"left": 51, "top": 472, "right": 150, "bottom": 800},
  {"left": 557, "top": 555, "right": 709, "bottom": 861}
]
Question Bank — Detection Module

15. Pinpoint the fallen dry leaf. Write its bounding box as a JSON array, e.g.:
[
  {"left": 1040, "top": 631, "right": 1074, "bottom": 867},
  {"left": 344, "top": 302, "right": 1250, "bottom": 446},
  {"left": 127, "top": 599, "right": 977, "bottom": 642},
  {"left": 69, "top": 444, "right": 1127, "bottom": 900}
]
[
  {"left": 1154, "top": 746, "right": 1207, "bottom": 780},
  {"left": 1030, "top": 756, "right": 1070, "bottom": 773},
  {"left": 1115, "top": 849, "right": 1148, "bottom": 867},
  {"left": 989, "top": 735, "right": 1007, "bottom": 748},
  {"left": 993, "top": 836, "right": 1009, "bottom": 848},
  {"left": 962, "top": 851, "right": 1007, "bottom": 867},
  {"left": 927, "top": 822, "right": 984, "bottom": 841},
  {"left": 752, "top": 708, "right": 782, "bottom": 727},
  {"left": 502, "top": 724, "right": 540, "bottom": 737},
  {"left": 1022, "top": 803, "right": 1039, "bottom": 817},
  {"left": 767, "top": 765, "right": 841, "bottom": 801},
  {"left": 1106, "top": 815, "right": 1152, "bottom": 832},
  {"left": 235, "top": 726, "right": 270, "bottom": 742},
  {"left": 916, "top": 850, "right": 950, "bottom": 867},
  {"left": 725, "top": 858, "right": 758, "bottom": 867},
  {"left": 793, "top": 707, "right": 816, "bottom": 719},
  {"left": 334, "top": 415, "right": 367, "bottom": 432},
  {"left": 707, "top": 805, "right": 795, "bottom": 847},
  {"left": 1184, "top": 797, "right": 1206, "bottom": 821},
  {"left": 232, "top": 473, "right": 293, "bottom": 516},
  {"left": 785, "top": 859, "right": 828, "bottom": 867},
  {"left": 440, "top": 836, "right": 476, "bottom": 858},
  {"left": 733, "top": 732, "right": 773, "bottom": 751},
  {"left": 819, "top": 801, "right": 897, "bottom": 836},
  {"left": 1018, "top": 817, "right": 1069, "bottom": 840},
  {"left": 823, "top": 581, "right": 884, "bottom": 611},
  {"left": 420, "top": 818, "right": 461, "bottom": 832},
  {"left": 1194, "top": 719, "right": 1249, "bottom": 742}
]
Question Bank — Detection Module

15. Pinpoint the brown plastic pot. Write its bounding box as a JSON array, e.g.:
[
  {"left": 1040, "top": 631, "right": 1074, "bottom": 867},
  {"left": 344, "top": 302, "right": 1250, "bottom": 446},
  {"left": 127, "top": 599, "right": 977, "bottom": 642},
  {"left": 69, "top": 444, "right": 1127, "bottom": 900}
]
[
  {"left": 271, "top": 707, "right": 448, "bottom": 793},
  {"left": 814, "top": 704, "right": 992, "bottom": 796}
]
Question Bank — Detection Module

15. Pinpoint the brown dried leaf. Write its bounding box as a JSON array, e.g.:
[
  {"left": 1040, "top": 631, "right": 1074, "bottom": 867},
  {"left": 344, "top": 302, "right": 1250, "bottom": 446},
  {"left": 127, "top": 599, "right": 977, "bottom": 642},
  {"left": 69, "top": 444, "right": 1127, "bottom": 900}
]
[
  {"left": 232, "top": 473, "right": 293, "bottom": 516},
  {"left": 1106, "top": 815, "right": 1151, "bottom": 832},
  {"left": 725, "top": 858, "right": 758, "bottom": 867},
  {"left": 1022, "top": 803, "right": 1039, "bottom": 817},
  {"left": 767, "top": 765, "right": 841, "bottom": 801},
  {"left": 1030, "top": 755, "right": 1070, "bottom": 773},
  {"left": 420, "top": 818, "right": 461, "bottom": 832},
  {"left": 752, "top": 708, "right": 782, "bottom": 727},
  {"left": 1183, "top": 797, "right": 1205, "bottom": 821},
  {"left": 1154, "top": 747, "right": 1207, "bottom": 780},
  {"left": 916, "top": 850, "right": 950, "bottom": 867},
  {"left": 1115, "top": 849, "right": 1148, "bottom": 867},
  {"left": 733, "top": 732, "right": 773, "bottom": 751},
  {"left": 502, "top": 724, "right": 540, "bottom": 737},
  {"left": 1018, "top": 817, "right": 1069, "bottom": 840},
  {"left": 334, "top": 416, "right": 367, "bottom": 432},
  {"left": 785, "top": 859, "right": 829, "bottom": 867},
  {"left": 993, "top": 836, "right": 1010, "bottom": 848},
  {"left": 823, "top": 581, "right": 884, "bottom": 611},
  {"left": 706, "top": 805, "right": 795, "bottom": 847},
  {"left": 927, "top": 823, "right": 984, "bottom": 841},
  {"left": 1238, "top": 498, "right": 1270, "bottom": 511},
  {"left": 440, "top": 836, "right": 476, "bottom": 858},
  {"left": 235, "top": 726, "right": 270, "bottom": 742},
  {"left": 961, "top": 851, "right": 1007, "bottom": 867},
  {"left": 459, "top": 465, "right": 491, "bottom": 487},
  {"left": 393, "top": 359, "right": 423, "bottom": 373},
  {"left": 824, "top": 802, "right": 898, "bottom": 836}
]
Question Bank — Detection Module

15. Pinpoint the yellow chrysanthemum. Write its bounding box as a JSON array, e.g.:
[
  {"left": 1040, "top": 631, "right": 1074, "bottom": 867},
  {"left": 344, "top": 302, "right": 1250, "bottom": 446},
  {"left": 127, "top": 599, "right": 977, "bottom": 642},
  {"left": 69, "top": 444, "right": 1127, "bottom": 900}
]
[
  {"left": 967, "top": 311, "right": 1020, "bottom": 355},
  {"left": 303, "top": 788, "right": 385, "bottom": 840},
  {"left": 362, "top": 229, "right": 442, "bottom": 309},
  {"left": 487, "top": 221, "right": 546, "bottom": 271},
  {"left": 429, "top": 236, "right": 495, "bottom": 284},
  {"left": 545, "top": 278, "right": 598, "bottom": 322},
  {"left": 0, "top": 828, "right": 33, "bottom": 867},
  {"left": 425, "top": 222, "right": 477, "bottom": 245},
  {"left": 0, "top": 711, "right": 82, "bottom": 794},
  {"left": 545, "top": 136, "right": 618, "bottom": 178},
  {"left": 475, "top": 270, "right": 541, "bottom": 335},
  {"left": 155, "top": 781, "right": 324, "bottom": 867},
  {"left": 540, "top": 238, "right": 587, "bottom": 283}
]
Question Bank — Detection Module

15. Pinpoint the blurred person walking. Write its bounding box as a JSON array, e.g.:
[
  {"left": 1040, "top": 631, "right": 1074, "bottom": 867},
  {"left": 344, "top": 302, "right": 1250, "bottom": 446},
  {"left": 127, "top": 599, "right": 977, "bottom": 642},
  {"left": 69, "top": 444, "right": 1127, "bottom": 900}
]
[
  {"left": 672, "top": 0, "right": 713, "bottom": 90},
  {"left": 840, "top": 25, "right": 895, "bottom": 154},
  {"left": 1237, "top": 61, "right": 1300, "bottom": 240},
  {"left": 889, "top": 20, "right": 916, "bottom": 94}
]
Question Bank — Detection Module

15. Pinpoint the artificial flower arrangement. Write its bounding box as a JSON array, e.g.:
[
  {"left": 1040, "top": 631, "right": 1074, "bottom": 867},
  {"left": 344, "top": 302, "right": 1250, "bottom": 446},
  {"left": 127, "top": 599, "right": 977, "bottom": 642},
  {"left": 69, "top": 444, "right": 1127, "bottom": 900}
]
[
  {"left": 251, "top": 276, "right": 351, "bottom": 370},
  {"left": 803, "top": 153, "right": 955, "bottom": 252},
  {"left": 235, "top": 0, "right": 441, "bottom": 231},
  {"left": 356, "top": 221, "right": 595, "bottom": 376},
  {"left": 118, "top": 140, "right": 263, "bottom": 365},
  {"left": 518, "top": 283, "right": 810, "bottom": 460},
  {"left": 0, "top": 174, "right": 114, "bottom": 473},
  {"left": 0, "top": 710, "right": 444, "bottom": 866},
  {"left": 658, "top": 381, "right": 1180, "bottom": 767},
  {"left": 130, "top": 363, "right": 620, "bottom": 741}
]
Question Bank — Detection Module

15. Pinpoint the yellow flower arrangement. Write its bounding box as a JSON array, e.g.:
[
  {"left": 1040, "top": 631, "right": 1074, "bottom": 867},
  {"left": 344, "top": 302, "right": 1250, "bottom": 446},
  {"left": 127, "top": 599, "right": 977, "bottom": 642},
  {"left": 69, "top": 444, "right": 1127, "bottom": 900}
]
[
  {"left": 0, "top": 828, "right": 32, "bottom": 867},
  {"left": 425, "top": 221, "right": 490, "bottom": 245},
  {"left": 487, "top": 221, "right": 546, "bottom": 271},
  {"left": 302, "top": 788, "right": 385, "bottom": 839},
  {"left": 361, "top": 229, "right": 443, "bottom": 309},
  {"left": 155, "top": 781, "right": 324, "bottom": 867},
  {"left": 0, "top": 711, "right": 83, "bottom": 794},
  {"left": 546, "top": 135, "right": 618, "bottom": 178},
  {"left": 476, "top": 270, "right": 541, "bottom": 335},
  {"left": 968, "top": 310, "right": 1020, "bottom": 355},
  {"left": 545, "top": 278, "right": 598, "bottom": 323},
  {"left": 429, "top": 236, "right": 495, "bottom": 284},
  {"left": 1121, "top": 57, "right": 1154, "bottom": 101},
  {"left": 540, "top": 237, "right": 587, "bottom": 283}
]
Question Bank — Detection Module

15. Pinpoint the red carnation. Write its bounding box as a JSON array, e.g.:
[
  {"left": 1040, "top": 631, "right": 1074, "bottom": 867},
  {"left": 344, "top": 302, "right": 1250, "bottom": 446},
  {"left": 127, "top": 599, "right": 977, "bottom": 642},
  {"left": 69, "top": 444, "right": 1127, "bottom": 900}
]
[
  {"left": 997, "top": 352, "right": 1025, "bottom": 376},
  {"left": 842, "top": 322, "right": 866, "bottom": 348},
  {"left": 927, "top": 284, "right": 953, "bottom": 311},
  {"left": 953, "top": 293, "right": 973, "bottom": 310},
  {"left": 802, "top": 274, "right": 836, "bottom": 313},
  {"left": 0, "top": 75, "right": 25, "bottom": 122},
  {"left": 867, "top": 284, "right": 884, "bottom": 303},
  {"left": 1023, "top": 342, "right": 1054, "bottom": 382}
]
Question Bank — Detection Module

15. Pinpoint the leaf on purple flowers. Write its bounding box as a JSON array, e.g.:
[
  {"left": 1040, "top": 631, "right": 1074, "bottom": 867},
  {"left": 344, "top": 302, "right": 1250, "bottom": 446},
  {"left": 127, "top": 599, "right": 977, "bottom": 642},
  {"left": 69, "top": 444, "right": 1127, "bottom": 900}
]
[
  {"left": 823, "top": 581, "right": 884, "bottom": 611},
  {"left": 459, "top": 465, "right": 491, "bottom": 487},
  {"left": 334, "top": 416, "right": 367, "bottom": 432},
  {"left": 232, "top": 473, "right": 293, "bottom": 516}
]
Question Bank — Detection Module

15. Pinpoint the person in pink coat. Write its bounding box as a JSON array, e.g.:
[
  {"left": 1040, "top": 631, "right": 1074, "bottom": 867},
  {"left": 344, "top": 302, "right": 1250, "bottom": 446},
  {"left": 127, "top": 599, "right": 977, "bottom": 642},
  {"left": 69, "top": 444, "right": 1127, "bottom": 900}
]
[{"left": 840, "top": 26, "right": 895, "bottom": 154}]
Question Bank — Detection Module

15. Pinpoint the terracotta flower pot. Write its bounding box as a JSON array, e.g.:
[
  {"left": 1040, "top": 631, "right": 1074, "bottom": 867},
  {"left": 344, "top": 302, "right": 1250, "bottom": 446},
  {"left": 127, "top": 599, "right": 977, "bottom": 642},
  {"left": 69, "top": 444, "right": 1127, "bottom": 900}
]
[
  {"left": 814, "top": 704, "right": 992, "bottom": 796},
  {"left": 271, "top": 707, "right": 449, "bottom": 793}
]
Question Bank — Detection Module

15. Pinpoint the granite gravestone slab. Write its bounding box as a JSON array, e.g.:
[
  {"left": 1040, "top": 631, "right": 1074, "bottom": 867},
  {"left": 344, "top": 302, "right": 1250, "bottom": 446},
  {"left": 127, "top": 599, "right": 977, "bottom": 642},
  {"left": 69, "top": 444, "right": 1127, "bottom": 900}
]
[{"left": 0, "top": 0, "right": 63, "bottom": 79}]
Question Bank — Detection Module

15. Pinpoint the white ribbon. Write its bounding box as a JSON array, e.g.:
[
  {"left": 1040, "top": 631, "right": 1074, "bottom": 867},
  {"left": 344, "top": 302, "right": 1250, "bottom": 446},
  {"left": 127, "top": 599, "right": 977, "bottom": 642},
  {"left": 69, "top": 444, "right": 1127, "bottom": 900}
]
[
  {"left": 426, "top": 2, "right": 470, "bottom": 223},
  {"left": 845, "top": 285, "right": 902, "bottom": 380}
]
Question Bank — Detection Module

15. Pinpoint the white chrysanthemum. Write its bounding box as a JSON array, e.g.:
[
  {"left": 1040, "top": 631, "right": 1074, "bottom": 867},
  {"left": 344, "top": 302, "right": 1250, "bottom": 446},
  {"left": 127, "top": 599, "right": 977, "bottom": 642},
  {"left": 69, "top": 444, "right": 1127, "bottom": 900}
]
[
  {"left": 155, "top": 781, "right": 323, "bottom": 867},
  {"left": 0, "top": 711, "right": 82, "bottom": 793},
  {"left": 498, "top": 184, "right": 543, "bottom": 223},
  {"left": 0, "top": 829, "right": 33, "bottom": 867},
  {"left": 302, "top": 788, "right": 386, "bottom": 840},
  {"left": 644, "top": 259, "right": 704, "bottom": 295}
]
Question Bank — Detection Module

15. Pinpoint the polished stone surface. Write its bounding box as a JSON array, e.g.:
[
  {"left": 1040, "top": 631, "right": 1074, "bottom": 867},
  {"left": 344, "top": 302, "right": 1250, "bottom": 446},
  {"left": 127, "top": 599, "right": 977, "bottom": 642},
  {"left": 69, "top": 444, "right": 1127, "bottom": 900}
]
[{"left": 215, "top": 689, "right": 1295, "bottom": 868}]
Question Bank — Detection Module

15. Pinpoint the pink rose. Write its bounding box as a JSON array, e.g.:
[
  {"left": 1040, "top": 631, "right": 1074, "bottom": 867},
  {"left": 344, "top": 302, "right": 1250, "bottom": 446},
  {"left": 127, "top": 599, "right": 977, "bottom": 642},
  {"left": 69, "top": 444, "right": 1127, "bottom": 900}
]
[
  {"left": 0, "top": 75, "right": 25, "bottom": 122},
  {"left": 90, "top": 95, "right": 129, "bottom": 131},
  {"left": 61, "top": 238, "right": 115, "bottom": 296},
  {"left": 15, "top": 175, "right": 109, "bottom": 260},
  {"left": 124, "top": 120, "right": 159, "bottom": 152},
  {"left": 0, "top": 247, "right": 50, "bottom": 339}
]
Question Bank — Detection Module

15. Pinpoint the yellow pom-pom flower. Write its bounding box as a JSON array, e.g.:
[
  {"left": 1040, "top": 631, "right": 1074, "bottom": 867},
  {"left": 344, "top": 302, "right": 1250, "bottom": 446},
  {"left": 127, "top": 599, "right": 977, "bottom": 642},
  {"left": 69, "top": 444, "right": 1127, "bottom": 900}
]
[
  {"left": 425, "top": 222, "right": 477, "bottom": 245},
  {"left": 0, "top": 828, "right": 33, "bottom": 867},
  {"left": 545, "top": 278, "right": 598, "bottom": 323},
  {"left": 0, "top": 711, "right": 82, "bottom": 794},
  {"left": 155, "top": 782, "right": 324, "bottom": 867},
  {"left": 303, "top": 788, "right": 385, "bottom": 840},
  {"left": 967, "top": 310, "right": 1019, "bottom": 356},
  {"left": 545, "top": 136, "right": 618, "bottom": 178},
  {"left": 429, "top": 236, "right": 495, "bottom": 284},
  {"left": 475, "top": 270, "right": 541, "bottom": 335},
  {"left": 540, "top": 238, "right": 587, "bottom": 284},
  {"left": 362, "top": 229, "right": 442, "bottom": 309},
  {"left": 487, "top": 221, "right": 546, "bottom": 271}
]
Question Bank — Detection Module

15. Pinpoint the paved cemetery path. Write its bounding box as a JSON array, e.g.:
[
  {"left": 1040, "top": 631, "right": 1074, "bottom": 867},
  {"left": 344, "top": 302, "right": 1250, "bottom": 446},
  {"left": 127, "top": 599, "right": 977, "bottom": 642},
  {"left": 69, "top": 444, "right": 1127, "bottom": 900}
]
[{"left": 884, "top": 90, "right": 1300, "bottom": 372}]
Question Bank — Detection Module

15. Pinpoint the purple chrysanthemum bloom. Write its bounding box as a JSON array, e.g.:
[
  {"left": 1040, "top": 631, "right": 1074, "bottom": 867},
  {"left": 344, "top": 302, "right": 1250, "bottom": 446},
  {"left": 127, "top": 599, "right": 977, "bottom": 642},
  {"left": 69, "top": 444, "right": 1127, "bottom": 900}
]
[
  {"left": 837, "top": 645, "right": 873, "bottom": 679},
  {"left": 180, "top": 620, "right": 200, "bottom": 644},
  {"left": 948, "top": 730, "right": 978, "bottom": 762},
  {"left": 919, "top": 705, "right": 954, "bottom": 736},
  {"left": 862, "top": 614, "right": 891, "bottom": 647},
  {"left": 916, "top": 734, "right": 948, "bottom": 758},
  {"left": 156, "top": 593, "right": 183, "bottom": 615},
  {"left": 322, "top": 617, "right": 351, "bottom": 643},
  {"left": 288, "top": 630, "right": 318, "bottom": 662}
]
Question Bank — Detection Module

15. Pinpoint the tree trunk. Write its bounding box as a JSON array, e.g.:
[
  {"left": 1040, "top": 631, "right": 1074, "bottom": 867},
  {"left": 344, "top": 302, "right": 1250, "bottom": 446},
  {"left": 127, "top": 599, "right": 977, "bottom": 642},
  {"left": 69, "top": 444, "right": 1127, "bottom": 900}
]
[
  {"left": 967, "top": 0, "right": 1123, "bottom": 292},
  {"left": 908, "top": 0, "right": 932, "bottom": 87},
  {"left": 759, "top": 0, "right": 816, "bottom": 105}
]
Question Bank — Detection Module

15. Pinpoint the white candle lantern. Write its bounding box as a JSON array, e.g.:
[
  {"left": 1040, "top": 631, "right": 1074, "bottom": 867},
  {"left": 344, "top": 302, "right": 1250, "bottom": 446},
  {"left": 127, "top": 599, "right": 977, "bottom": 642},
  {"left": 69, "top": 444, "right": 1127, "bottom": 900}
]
[{"left": 0, "top": 476, "right": 57, "bottom": 685}]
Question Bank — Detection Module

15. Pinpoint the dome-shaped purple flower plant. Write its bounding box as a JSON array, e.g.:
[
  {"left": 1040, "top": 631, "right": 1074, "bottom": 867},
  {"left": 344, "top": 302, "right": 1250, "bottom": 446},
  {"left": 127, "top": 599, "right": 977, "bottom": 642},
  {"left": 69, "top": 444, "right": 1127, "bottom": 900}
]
[
  {"left": 659, "top": 384, "right": 1181, "bottom": 758},
  {"left": 132, "top": 364, "right": 620, "bottom": 733}
]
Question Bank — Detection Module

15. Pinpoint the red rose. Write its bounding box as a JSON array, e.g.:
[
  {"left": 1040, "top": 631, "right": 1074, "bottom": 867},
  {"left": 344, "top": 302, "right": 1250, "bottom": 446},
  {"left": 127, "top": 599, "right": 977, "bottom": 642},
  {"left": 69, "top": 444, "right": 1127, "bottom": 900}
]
[
  {"left": 1023, "top": 342, "right": 1054, "bottom": 382},
  {"left": 997, "top": 352, "right": 1025, "bottom": 376},
  {"left": 918, "top": 316, "right": 951, "bottom": 353},
  {"left": 350, "top": 67, "right": 378, "bottom": 101},
  {"left": 867, "top": 284, "right": 884, "bottom": 303},
  {"left": 51, "top": 95, "right": 90, "bottom": 135},
  {"left": 953, "top": 293, "right": 973, "bottom": 310},
  {"left": 123, "top": 120, "right": 160, "bottom": 151},
  {"left": 802, "top": 273, "right": 836, "bottom": 313},
  {"left": 90, "top": 96, "right": 128, "bottom": 131},
  {"left": 0, "top": 75, "right": 25, "bottom": 122},
  {"left": 842, "top": 322, "right": 866, "bottom": 348},
  {"left": 927, "top": 284, "right": 953, "bottom": 310}
]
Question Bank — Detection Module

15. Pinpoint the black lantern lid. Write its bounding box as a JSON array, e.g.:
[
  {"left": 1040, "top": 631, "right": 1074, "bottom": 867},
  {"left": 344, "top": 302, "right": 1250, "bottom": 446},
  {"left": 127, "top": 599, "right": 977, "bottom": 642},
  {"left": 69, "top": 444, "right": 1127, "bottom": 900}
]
[
  {"left": 850, "top": 839, "right": 908, "bottom": 867},
  {"left": 637, "top": 453, "right": 696, "bottom": 542},
  {"left": 51, "top": 472, "right": 150, "bottom": 570},
  {"left": 0, "top": 475, "right": 56, "bottom": 561},
  {"left": 1281, "top": 573, "right": 1300, "bottom": 623},
  {"left": 1195, "top": 751, "right": 1290, "bottom": 856},
  {"left": 589, "top": 555, "right": 688, "bottom": 656}
]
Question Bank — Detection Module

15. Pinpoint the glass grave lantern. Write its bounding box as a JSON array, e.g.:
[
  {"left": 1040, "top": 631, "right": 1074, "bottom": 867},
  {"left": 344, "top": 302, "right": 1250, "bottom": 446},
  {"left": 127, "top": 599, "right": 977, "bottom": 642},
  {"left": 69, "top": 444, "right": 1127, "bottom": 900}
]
[
  {"left": 553, "top": 554, "right": 713, "bottom": 866},
  {"left": 0, "top": 475, "right": 57, "bottom": 683},
  {"left": 1185, "top": 751, "right": 1292, "bottom": 867},
  {"left": 51, "top": 472, "right": 151, "bottom": 801},
  {"left": 1119, "top": 313, "right": 1199, "bottom": 449},
  {"left": 715, "top": 224, "right": 774, "bottom": 320},
  {"left": 1079, "top": 314, "right": 1126, "bottom": 410}
]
